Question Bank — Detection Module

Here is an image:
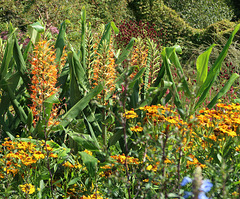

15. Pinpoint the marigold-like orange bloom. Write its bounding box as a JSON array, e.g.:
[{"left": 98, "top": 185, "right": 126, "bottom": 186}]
[
  {"left": 123, "top": 110, "right": 138, "bottom": 119},
  {"left": 130, "top": 126, "right": 143, "bottom": 132},
  {"left": 110, "top": 154, "right": 139, "bottom": 165},
  {"left": 62, "top": 161, "right": 74, "bottom": 168},
  {"left": 19, "top": 183, "right": 35, "bottom": 195}
]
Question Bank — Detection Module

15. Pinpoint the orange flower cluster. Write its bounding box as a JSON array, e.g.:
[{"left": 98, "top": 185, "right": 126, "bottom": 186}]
[
  {"left": 110, "top": 154, "right": 140, "bottom": 165},
  {"left": 139, "top": 104, "right": 185, "bottom": 127},
  {"left": 29, "top": 40, "right": 66, "bottom": 126},
  {"left": 62, "top": 161, "right": 84, "bottom": 170},
  {"left": 130, "top": 125, "right": 143, "bottom": 132},
  {"left": 123, "top": 109, "right": 138, "bottom": 119},
  {"left": 0, "top": 137, "right": 57, "bottom": 178},
  {"left": 91, "top": 43, "right": 117, "bottom": 103},
  {"left": 19, "top": 183, "right": 35, "bottom": 195},
  {"left": 130, "top": 46, "right": 148, "bottom": 80},
  {"left": 196, "top": 103, "right": 240, "bottom": 138}
]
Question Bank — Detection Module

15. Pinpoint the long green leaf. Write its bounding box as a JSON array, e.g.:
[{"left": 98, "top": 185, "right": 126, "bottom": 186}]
[
  {"left": 98, "top": 22, "right": 111, "bottom": 52},
  {"left": 196, "top": 44, "right": 216, "bottom": 86},
  {"left": 34, "top": 94, "right": 60, "bottom": 138},
  {"left": 116, "top": 38, "right": 135, "bottom": 64},
  {"left": 129, "top": 67, "right": 146, "bottom": 89},
  {"left": 195, "top": 24, "right": 240, "bottom": 110},
  {"left": 207, "top": 73, "right": 239, "bottom": 109},
  {"left": 110, "top": 21, "right": 119, "bottom": 34},
  {"left": 27, "top": 22, "right": 44, "bottom": 45},
  {"left": 69, "top": 132, "right": 99, "bottom": 150},
  {"left": 55, "top": 20, "right": 69, "bottom": 62},
  {"left": 79, "top": 151, "right": 98, "bottom": 177},
  {"left": 83, "top": 113, "right": 101, "bottom": 149},
  {"left": 0, "top": 34, "right": 14, "bottom": 79},
  {"left": 0, "top": 72, "right": 21, "bottom": 116},
  {"left": 61, "top": 84, "right": 103, "bottom": 127},
  {"left": 1, "top": 79, "right": 27, "bottom": 123},
  {"left": 162, "top": 47, "right": 185, "bottom": 119},
  {"left": 68, "top": 50, "right": 87, "bottom": 92},
  {"left": 153, "top": 63, "right": 165, "bottom": 87},
  {"left": 68, "top": 55, "right": 81, "bottom": 106},
  {"left": 13, "top": 37, "right": 30, "bottom": 89},
  {"left": 168, "top": 46, "right": 191, "bottom": 97},
  {"left": 81, "top": 6, "right": 86, "bottom": 70}
]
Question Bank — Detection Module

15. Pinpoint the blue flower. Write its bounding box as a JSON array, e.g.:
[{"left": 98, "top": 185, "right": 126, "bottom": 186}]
[
  {"left": 183, "top": 191, "right": 193, "bottom": 198},
  {"left": 200, "top": 179, "right": 213, "bottom": 193},
  {"left": 181, "top": 177, "right": 192, "bottom": 186},
  {"left": 198, "top": 192, "right": 209, "bottom": 199}
]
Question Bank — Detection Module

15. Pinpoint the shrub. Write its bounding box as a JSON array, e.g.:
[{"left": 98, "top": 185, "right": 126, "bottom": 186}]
[
  {"left": 115, "top": 20, "right": 167, "bottom": 48},
  {"left": 164, "top": 0, "right": 234, "bottom": 29}
]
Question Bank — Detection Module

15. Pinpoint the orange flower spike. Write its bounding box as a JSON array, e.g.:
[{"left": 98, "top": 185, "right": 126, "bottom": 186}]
[{"left": 29, "top": 39, "right": 66, "bottom": 127}]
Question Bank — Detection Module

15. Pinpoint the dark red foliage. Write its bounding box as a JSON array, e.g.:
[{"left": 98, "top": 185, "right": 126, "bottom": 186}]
[{"left": 115, "top": 20, "right": 167, "bottom": 48}]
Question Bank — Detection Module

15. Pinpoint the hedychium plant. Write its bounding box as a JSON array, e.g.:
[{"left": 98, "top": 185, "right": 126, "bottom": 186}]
[{"left": 158, "top": 23, "right": 240, "bottom": 119}]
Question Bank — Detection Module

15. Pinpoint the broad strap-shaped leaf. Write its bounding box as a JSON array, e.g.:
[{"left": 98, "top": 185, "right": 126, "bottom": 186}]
[
  {"left": 207, "top": 73, "right": 239, "bottom": 109},
  {"left": 116, "top": 38, "right": 135, "bottom": 64},
  {"left": 161, "top": 47, "right": 185, "bottom": 119},
  {"left": 153, "top": 62, "right": 165, "bottom": 87},
  {"left": 33, "top": 94, "right": 60, "bottom": 138},
  {"left": 129, "top": 79, "right": 140, "bottom": 109},
  {"left": 98, "top": 21, "right": 119, "bottom": 52},
  {"left": 55, "top": 20, "right": 69, "bottom": 62},
  {"left": 129, "top": 67, "right": 146, "bottom": 89},
  {"left": 108, "top": 129, "right": 123, "bottom": 147},
  {"left": 0, "top": 33, "right": 14, "bottom": 79},
  {"left": 195, "top": 23, "right": 240, "bottom": 110},
  {"left": 68, "top": 131, "right": 99, "bottom": 150},
  {"left": 80, "top": 6, "right": 87, "bottom": 70},
  {"left": 60, "top": 84, "right": 103, "bottom": 127},
  {"left": 167, "top": 45, "right": 191, "bottom": 97},
  {"left": 83, "top": 113, "right": 101, "bottom": 149},
  {"left": 0, "top": 72, "right": 22, "bottom": 116},
  {"left": 196, "top": 44, "right": 216, "bottom": 86},
  {"left": 0, "top": 78, "right": 27, "bottom": 123},
  {"left": 27, "top": 22, "right": 45, "bottom": 45},
  {"left": 68, "top": 50, "right": 87, "bottom": 107},
  {"left": 79, "top": 151, "right": 98, "bottom": 177},
  {"left": 110, "top": 21, "right": 119, "bottom": 34},
  {"left": 68, "top": 49, "right": 88, "bottom": 92},
  {"left": 13, "top": 37, "right": 31, "bottom": 89}
]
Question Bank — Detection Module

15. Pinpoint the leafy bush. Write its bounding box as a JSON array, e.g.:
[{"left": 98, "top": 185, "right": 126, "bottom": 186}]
[
  {"left": 164, "top": 0, "right": 234, "bottom": 29},
  {"left": 115, "top": 20, "right": 167, "bottom": 48}
]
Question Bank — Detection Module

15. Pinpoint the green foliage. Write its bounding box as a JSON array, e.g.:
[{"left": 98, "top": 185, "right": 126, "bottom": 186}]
[
  {"left": 164, "top": 0, "right": 234, "bottom": 29},
  {"left": 1, "top": 5, "right": 240, "bottom": 199}
]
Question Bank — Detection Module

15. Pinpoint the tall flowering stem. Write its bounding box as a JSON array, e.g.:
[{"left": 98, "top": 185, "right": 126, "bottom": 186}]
[
  {"left": 29, "top": 40, "right": 65, "bottom": 128},
  {"left": 29, "top": 39, "right": 66, "bottom": 195},
  {"left": 90, "top": 40, "right": 118, "bottom": 153}
]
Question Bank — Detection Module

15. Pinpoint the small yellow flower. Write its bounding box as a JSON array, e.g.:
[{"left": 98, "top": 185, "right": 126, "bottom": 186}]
[
  {"left": 83, "top": 149, "right": 93, "bottom": 156},
  {"left": 19, "top": 183, "right": 35, "bottom": 194},
  {"left": 130, "top": 126, "right": 143, "bottom": 132},
  {"left": 49, "top": 153, "right": 58, "bottom": 158},
  {"left": 62, "top": 161, "right": 74, "bottom": 168},
  {"left": 123, "top": 110, "right": 138, "bottom": 119},
  {"left": 232, "top": 191, "right": 239, "bottom": 196}
]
